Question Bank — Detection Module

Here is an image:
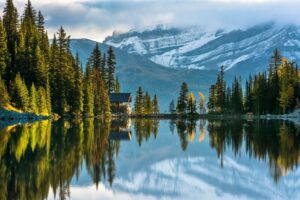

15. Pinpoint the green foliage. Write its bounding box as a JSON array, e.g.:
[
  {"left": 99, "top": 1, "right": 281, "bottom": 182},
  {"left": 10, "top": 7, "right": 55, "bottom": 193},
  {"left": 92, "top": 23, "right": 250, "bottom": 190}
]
[
  {"left": 83, "top": 64, "right": 94, "bottom": 117},
  {"left": 37, "top": 87, "right": 48, "bottom": 115},
  {"left": 0, "top": 18, "right": 8, "bottom": 77},
  {"left": 107, "top": 46, "right": 116, "bottom": 93},
  {"left": 11, "top": 73, "right": 30, "bottom": 111},
  {"left": 176, "top": 82, "right": 189, "bottom": 113},
  {"left": 29, "top": 83, "right": 38, "bottom": 113},
  {"left": 0, "top": 0, "right": 120, "bottom": 118},
  {"left": 114, "top": 77, "right": 121, "bottom": 93},
  {"left": 0, "top": 76, "right": 10, "bottom": 106},
  {"left": 152, "top": 94, "right": 159, "bottom": 114},
  {"left": 207, "top": 49, "right": 300, "bottom": 114},
  {"left": 87, "top": 44, "right": 111, "bottom": 117},
  {"left": 134, "top": 86, "right": 144, "bottom": 114},
  {"left": 71, "top": 53, "right": 84, "bottom": 117},
  {"left": 134, "top": 87, "right": 158, "bottom": 114},
  {"left": 3, "top": 0, "right": 18, "bottom": 84}
]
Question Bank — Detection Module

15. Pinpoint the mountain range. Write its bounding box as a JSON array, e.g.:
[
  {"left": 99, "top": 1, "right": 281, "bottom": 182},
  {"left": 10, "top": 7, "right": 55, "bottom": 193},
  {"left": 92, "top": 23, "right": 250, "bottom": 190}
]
[{"left": 70, "top": 22, "right": 300, "bottom": 111}]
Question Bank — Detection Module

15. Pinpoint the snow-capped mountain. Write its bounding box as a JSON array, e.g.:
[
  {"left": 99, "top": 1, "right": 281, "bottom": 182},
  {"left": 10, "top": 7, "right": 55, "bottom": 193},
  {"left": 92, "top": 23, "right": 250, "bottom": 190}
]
[{"left": 104, "top": 22, "right": 300, "bottom": 75}]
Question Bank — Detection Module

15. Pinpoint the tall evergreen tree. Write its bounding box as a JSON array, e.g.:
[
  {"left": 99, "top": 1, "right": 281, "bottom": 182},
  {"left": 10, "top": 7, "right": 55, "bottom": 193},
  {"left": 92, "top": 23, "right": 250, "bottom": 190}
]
[
  {"left": 230, "top": 77, "right": 243, "bottom": 114},
  {"left": 3, "top": 0, "right": 18, "bottom": 84},
  {"left": 83, "top": 64, "right": 94, "bottom": 117},
  {"left": 71, "top": 53, "right": 84, "bottom": 117},
  {"left": 169, "top": 99, "right": 176, "bottom": 114},
  {"left": 176, "top": 82, "right": 189, "bottom": 113},
  {"left": 216, "top": 66, "right": 226, "bottom": 112},
  {"left": 208, "top": 85, "right": 217, "bottom": 112},
  {"left": 134, "top": 86, "right": 144, "bottom": 114},
  {"left": 11, "top": 73, "right": 30, "bottom": 111},
  {"left": 153, "top": 94, "right": 159, "bottom": 114},
  {"left": 114, "top": 77, "right": 121, "bottom": 93},
  {"left": 37, "top": 86, "right": 48, "bottom": 115},
  {"left": 144, "top": 92, "right": 153, "bottom": 114},
  {"left": 107, "top": 46, "right": 116, "bottom": 93},
  {"left": 187, "top": 92, "right": 196, "bottom": 114},
  {"left": 29, "top": 83, "right": 38, "bottom": 113},
  {"left": 101, "top": 53, "right": 107, "bottom": 83},
  {"left": 0, "top": 18, "right": 8, "bottom": 77},
  {"left": 0, "top": 76, "right": 10, "bottom": 106}
]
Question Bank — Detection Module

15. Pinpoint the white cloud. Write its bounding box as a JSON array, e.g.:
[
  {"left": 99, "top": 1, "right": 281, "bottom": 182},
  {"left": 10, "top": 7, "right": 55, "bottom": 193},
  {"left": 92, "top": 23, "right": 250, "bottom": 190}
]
[{"left": 1, "top": 0, "right": 300, "bottom": 41}]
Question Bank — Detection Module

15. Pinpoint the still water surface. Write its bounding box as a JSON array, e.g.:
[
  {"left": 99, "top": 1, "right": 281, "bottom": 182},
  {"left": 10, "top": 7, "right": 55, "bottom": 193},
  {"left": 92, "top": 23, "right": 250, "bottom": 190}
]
[{"left": 0, "top": 118, "right": 299, "bottom": 200}]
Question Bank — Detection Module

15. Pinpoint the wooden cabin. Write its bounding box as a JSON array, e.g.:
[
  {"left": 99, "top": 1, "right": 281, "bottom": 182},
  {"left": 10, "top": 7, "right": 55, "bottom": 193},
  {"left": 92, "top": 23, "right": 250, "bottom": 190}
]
[{"left": 109, "top": 93, "right": 132, "bottom": 115}]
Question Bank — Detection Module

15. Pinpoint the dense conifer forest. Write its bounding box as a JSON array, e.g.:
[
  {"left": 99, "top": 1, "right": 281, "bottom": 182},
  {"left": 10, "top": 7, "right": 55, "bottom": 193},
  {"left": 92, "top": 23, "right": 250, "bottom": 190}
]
[
  {"left": 0, "top": 0, "right": 118, "bottom": 117},
  {"left": 172, "top": 50, "right": 300, "bottom": 115},
  {"left": 207, "top": 49, "right": 300, "bottom": 115}
]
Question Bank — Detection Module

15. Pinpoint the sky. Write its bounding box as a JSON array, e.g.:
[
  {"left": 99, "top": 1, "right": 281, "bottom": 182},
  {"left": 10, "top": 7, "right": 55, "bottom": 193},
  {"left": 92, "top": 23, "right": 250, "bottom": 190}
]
[{"left": 0, "top": 0, "right": 299, "bottom": 42}]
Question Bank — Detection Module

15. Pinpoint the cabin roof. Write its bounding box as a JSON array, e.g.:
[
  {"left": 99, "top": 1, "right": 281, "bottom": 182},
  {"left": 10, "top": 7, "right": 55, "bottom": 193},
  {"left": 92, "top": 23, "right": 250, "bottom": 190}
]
[{"left": 109, "top": 93, "right": 132, "bottom": 103}]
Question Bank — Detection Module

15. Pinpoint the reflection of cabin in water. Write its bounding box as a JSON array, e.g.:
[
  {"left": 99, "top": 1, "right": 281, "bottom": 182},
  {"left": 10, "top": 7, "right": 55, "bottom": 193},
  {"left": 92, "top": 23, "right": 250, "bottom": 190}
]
[
  {"left": 109, "top": 118, "right": 132, "bottom": 141},
  {"left": 109, "top": 93, "right": 132, "bottom": 115}
]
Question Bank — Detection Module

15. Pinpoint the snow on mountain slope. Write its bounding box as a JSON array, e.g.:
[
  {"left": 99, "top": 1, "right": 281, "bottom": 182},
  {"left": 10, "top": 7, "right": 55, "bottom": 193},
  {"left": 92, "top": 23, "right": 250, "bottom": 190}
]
[{"left": 104, "top": 23, "right": 300, "bottom": 75}]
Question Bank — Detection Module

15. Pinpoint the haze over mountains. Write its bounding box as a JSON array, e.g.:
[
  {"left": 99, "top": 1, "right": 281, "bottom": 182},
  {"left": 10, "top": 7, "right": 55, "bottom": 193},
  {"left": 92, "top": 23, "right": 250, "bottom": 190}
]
[{"left": 70, "top": 22, "right": 300, "bottom": 110}]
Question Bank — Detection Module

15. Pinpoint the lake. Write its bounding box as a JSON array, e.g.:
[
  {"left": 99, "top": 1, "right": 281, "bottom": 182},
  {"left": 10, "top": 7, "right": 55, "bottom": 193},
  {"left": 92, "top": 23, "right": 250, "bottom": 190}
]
[{"left": 0, "top": 118, "right": 299, "bottom": 200}]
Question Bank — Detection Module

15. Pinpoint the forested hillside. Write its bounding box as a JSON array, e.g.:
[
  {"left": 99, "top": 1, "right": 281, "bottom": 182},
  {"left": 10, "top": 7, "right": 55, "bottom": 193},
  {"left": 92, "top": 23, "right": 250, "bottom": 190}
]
[{"left": 0, "top": 0, "right": 118, "bottom": 117}]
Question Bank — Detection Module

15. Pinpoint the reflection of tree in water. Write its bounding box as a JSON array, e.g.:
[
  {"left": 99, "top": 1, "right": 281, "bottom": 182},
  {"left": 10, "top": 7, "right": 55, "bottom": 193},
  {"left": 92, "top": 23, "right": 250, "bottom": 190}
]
[
  {"left": 207, "top": 119, "right": 300, "bottom": 182},
  {"left": 0, "top": 118, "right": 126, "bottom": 200},
  {"left": 175, "top": 119, "right": 197, "bottom": 151},
  {"left": 134, "top": 119, "right": 160, "bottom": 146}
]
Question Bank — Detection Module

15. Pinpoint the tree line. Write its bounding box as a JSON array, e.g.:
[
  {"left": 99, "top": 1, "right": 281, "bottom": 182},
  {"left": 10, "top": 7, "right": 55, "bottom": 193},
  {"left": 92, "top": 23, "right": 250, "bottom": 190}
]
[
  {"left": 170, "top": 82, "right": 206, "bottom": 115},
  {"left": 133, "top": 86, "right": 159, "bottom": 115},
  {"left": 208, "top": 49, "right": 300, "bottom": 114},
  {"left": 0, "top": 0, "right": 119, "bottom": 117}
]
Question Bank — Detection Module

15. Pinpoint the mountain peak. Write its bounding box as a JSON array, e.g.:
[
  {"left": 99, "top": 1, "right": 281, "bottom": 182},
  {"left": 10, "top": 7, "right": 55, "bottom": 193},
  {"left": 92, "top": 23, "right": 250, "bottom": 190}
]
[{"left": 104, "top": 22, "right": 300, "bottom": 74}]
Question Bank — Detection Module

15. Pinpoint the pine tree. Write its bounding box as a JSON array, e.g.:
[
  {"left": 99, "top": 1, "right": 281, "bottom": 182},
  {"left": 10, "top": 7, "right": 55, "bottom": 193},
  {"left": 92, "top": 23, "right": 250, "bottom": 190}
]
[
  {"left": 29, "top": 83, "right": 38, "bottom": 113},
  {"left": 134, "top": 86, "right": 144, "bottom": 114},
  {"left": 0, "top": 76, "right": 10, "bottom": 106},
  {"left": 279, "top": 84, "right": 294, "bottom": 114},
  {"left": 244, "top": 76, "right": 253, "bottom": 113},
  {"left": 83, "top": 64, "right": 94, "bottom": 117},
  {"left": 3, "top": 0, "right": 18, "bottom": 84},
  {"left": 88, "top": 43, "right": 101, "bottom": 72},
  {"left": 71, "top": 53, "right": 84, "bottom": 117},
  {"left": 87, "top": 45, "right": 111, "bottom": 116},
  {"left": 45, "top": 78, "right": 51, "bottom": 114},
  {"left": 176, "top": 82, "right": 188, "bottom": 113},
  {"left": 54, "top": 27, "right": 71, "bottom": 116},
  {"left": 144, "top": 92, "right": 153, "bottom": 114},
  {"left": 107, "top": 46, "right": 116, "bottom": 93},
  {"left": 169, "top": 99, "right": 176, "bottom": 114},
  {"left": 0, "top": 18, "right": 8, "bottom": 77},
  {"left": 37, "top": 86, "right": 48, "bottom": 115},
  {"left": 101, "top": 53, "right": 107, "bottom": 83},
  {"left": 114, "top": 77, "right": 121, "bottom": 93},
  {"left": 231, "top": 77, "right": 243, "bottom": 114},
  {"left": 98, "top": 73, "right": 111, "bottom": 116},
  {"left": 153, "top": 95, "right": 159, "bottom": 114},
  {"left": 34, "top": 46, "right": 48, "bottom": 87},
  {"left": 267, "top": 49, "right": 281, "bottom": 114},
  {"left": 11, "top": 73, "right": 30, "bottom": 111},
  {"left": 187, "top": 92, "right": 196, "bottom": 114},
  {"left": 216, "top": 66, "right": 226, "bottom": 112},
  {"left": 208, "top": 85, "right": 217, "bottom": 112}
]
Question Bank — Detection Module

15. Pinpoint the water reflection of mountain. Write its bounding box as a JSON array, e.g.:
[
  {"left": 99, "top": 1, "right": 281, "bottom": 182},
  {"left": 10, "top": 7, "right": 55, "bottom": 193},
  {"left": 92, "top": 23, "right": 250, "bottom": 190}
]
[{"left": 0, "top": 119, "right": 299, "bottom": 200}]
